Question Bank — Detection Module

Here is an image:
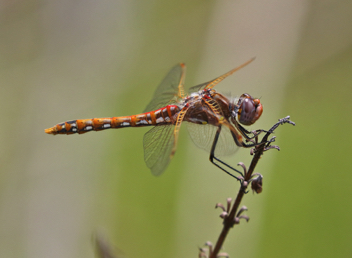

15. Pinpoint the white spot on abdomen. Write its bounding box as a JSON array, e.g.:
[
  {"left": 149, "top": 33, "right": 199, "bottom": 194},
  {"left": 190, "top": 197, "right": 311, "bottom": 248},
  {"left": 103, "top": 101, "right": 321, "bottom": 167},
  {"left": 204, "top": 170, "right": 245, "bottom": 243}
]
[
  {"left": 156, "top": 117, "right": 164, "bottom": 123},
  {"left": 136, "top": 120, "right": 148, "bottom": 125}
]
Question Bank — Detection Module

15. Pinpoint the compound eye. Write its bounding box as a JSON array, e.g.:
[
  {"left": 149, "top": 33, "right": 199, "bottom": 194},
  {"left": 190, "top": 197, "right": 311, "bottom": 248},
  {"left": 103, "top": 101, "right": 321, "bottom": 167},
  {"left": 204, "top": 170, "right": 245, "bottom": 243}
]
[
  {"left": 252, "top": 100, "right": 263, "bottom": 123},
  {"left": 238, "top": 97, "right": 263, "bottom": 125}
]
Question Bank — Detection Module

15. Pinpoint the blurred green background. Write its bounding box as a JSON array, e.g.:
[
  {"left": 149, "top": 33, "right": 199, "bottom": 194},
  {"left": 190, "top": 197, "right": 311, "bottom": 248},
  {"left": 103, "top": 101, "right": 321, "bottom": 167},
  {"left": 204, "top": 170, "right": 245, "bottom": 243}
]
[{"left": 1, "top": 1, "right": 351, "bottom": 258}]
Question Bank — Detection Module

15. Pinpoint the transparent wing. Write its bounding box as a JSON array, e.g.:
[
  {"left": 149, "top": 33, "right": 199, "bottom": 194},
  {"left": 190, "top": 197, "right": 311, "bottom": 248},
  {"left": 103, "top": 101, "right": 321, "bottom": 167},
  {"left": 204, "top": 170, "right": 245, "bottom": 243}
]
[
  {"left": 188, "top": 58, "right": 255, "bottom": 93},
  {"left": 144, "top": 63, "right": 186, "bottom": 112},
  {"left": 186, "top": 122, "right": 238, "bottom": 157},
  {"left": 204, "top": 58, "right": 255, "bottom": 90},
  {"left": 143, "top": 124, "right": 175, "bottom": 176},
  {"left": 188, "top": 81, "right": 209, "bottom": 93}
]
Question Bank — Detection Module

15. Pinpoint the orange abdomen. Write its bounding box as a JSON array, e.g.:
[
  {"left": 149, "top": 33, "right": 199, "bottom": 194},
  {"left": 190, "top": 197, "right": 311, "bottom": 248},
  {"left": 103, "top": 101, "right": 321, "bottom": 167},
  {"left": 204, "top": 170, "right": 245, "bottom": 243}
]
[{"left": 45, "top": 105, "right": 180, "bottom": 135}]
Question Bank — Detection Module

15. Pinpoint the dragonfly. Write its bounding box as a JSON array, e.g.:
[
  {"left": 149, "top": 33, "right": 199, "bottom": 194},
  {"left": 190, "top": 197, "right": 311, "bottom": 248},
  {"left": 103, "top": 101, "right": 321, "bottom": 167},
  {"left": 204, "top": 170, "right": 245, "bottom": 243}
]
[{"left": 45, "top": 59, "right": 263, "bottom": 179}]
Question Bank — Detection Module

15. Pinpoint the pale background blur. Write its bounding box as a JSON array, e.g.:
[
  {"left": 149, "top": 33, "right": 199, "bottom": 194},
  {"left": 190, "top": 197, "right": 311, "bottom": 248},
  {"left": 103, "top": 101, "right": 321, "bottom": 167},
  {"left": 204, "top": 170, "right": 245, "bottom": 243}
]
[{"left": 1, "top": 1, "right": 351, "bottom": 258}]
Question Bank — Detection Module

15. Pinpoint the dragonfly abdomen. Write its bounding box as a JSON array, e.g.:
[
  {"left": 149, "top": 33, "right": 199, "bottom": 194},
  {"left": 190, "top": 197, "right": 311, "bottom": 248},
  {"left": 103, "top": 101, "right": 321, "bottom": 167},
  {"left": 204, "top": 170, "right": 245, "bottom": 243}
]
[
  {"left": 45, "top": 105, "right": 180, "bottom": 135},
  {"left": 45, "top": 118, "right": 123, "bottom": 135},
  {"left": 145, "top": 105, "right": 179, "bottom": 125}
]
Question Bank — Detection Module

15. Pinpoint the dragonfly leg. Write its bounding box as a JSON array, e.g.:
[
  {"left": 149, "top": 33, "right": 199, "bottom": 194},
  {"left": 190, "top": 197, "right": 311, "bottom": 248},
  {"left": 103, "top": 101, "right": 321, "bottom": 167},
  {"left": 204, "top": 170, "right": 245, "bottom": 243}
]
[
  {"left": 209, "top": 125, "right": 244, "bottom": 181},
  {"left": 235, "top": 122, "right": 265, "bottom": 141}
]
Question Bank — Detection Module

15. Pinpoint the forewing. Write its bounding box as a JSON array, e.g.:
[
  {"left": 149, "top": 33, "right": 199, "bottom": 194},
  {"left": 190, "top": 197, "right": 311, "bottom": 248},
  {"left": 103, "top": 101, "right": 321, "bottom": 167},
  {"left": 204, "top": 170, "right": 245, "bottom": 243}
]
[
  {"left": 204, "top": 58, "right": 255, "bottom": 90},
  {"left": 144, "top": 64, "right": 185, "bottom": 112},
  {"left": 188, "top": 58, "right": 255, "bottom": 93},
  {"left": 188, "top": 81, "right": 209, "bottom": 93},
  {"left": 143, "top": 125, "right": 175, "bottom": 176},
  {"left": 186, "top": 122, "right": 238, "bottom": 157}
]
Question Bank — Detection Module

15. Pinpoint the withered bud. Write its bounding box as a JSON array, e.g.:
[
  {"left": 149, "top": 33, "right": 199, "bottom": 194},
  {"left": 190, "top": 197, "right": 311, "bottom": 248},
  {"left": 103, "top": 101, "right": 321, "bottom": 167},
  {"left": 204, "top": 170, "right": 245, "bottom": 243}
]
[
  {"left": 238, "top": 215, "right": 250, "bottom": 222},
  {"left": 242, "top": 181, "right": 248, "bottom": 188},
  {"left": 215, "top": 203, "right": 226, "bottom": 212},
  {"left": 198, "top": 248, "right": 207, "bottom": 258},
  {"left": 220, "top": 211, "right": 228, "bottom": 219},
  {"left": 251, "top": 175, "right": 263, "bottom": 194},
  {"left": 205, "top": 241, "right": 213, "bottom": 247}
]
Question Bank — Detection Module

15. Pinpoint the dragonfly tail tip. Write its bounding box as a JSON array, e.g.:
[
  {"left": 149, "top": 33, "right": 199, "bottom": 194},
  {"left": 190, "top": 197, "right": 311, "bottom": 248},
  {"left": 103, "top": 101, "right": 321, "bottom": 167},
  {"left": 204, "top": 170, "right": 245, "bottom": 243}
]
[{"left": 45, "top": 127, "right": 56, "bottom": 135}]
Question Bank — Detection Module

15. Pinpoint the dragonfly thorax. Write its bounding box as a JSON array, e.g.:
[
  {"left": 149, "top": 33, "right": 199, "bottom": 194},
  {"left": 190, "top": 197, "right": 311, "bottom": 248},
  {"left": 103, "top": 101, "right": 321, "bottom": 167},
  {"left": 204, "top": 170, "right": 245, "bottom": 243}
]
[{"left": 180, "top": 91, "right": 204, "bottom": 107}]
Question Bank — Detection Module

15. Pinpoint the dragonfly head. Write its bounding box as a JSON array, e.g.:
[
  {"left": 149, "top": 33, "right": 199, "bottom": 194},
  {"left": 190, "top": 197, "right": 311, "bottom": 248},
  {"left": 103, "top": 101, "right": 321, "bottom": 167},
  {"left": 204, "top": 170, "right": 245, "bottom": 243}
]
[{"left": 235, "top": 94, "right": 263, "bottom": 126}]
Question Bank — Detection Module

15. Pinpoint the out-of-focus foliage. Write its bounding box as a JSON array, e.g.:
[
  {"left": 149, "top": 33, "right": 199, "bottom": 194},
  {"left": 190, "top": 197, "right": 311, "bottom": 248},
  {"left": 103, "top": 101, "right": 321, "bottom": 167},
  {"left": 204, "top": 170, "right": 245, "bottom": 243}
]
[{"left": 259, "top": 36, "right": 352, "bottom": 258}]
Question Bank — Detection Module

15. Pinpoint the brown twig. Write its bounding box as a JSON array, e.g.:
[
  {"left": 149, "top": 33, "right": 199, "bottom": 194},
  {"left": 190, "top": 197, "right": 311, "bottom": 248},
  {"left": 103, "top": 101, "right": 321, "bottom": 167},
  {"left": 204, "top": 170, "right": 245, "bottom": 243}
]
[
  {"left": 207, "top": 116, "right": 295, "bottom": 258},
  {"left": 94, "top": 232, "right": 122, "bottom": 258}
]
